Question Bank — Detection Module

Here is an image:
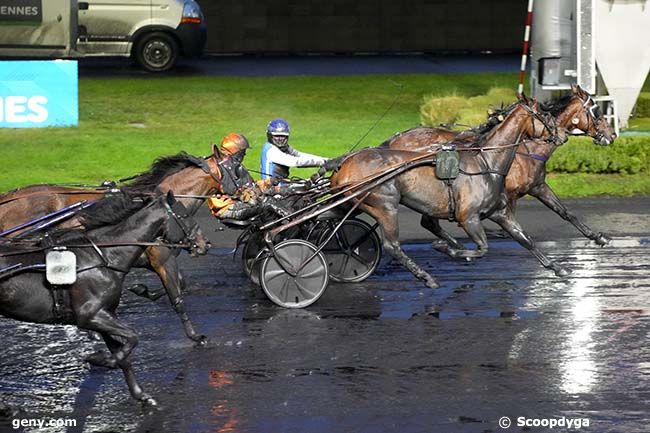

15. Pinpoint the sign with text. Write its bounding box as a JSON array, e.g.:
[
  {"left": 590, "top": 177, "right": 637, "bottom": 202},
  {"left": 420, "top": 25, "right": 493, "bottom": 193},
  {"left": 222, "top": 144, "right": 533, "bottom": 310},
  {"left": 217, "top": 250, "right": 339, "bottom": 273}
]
[
  {"left": 0, "top": 0, "right": 42, "bottom": 23},
  {"left": 0, "top": 60, "right": 78, "bottom": 128}
]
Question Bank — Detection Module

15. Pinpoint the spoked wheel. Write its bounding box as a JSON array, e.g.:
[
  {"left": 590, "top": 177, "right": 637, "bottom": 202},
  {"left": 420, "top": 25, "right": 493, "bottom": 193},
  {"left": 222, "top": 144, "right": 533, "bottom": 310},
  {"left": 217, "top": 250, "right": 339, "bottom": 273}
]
[
  {"left": 317, "top": 219, "right": 381, "bottom": 283},
  {"left": 260, "top": 239, "right": 329, "bottom": 308},
  {"left": 241, "top": 232, "right": 266, "bottom": 285},
  {"left": 305, "top": 218, "right": 332, "bottom": 244}
]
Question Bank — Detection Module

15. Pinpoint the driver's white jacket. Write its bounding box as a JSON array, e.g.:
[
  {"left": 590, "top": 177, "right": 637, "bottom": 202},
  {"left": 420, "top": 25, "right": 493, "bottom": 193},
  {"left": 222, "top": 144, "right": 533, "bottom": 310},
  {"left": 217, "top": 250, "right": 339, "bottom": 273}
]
[{"left": 260, "top": 142, "right": 326, "bottom": 179}]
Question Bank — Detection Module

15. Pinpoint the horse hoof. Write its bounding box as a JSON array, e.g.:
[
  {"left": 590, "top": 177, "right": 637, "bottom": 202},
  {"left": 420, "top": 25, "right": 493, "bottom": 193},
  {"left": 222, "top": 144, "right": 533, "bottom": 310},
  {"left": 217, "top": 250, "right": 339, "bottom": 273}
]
[
  {"left": 0, "top": 402, "right": 19, "bottom": 418},
  {"left": 594, "top": 233, "right": 611, "bottom": 247},
  {"left": 128, "top": 284, "right": 149, "bottom": 297},
  {"left": 425, "top": 279, "right": 440, "bottom": 289},
  {"left": 431, "top": 240, "right": 448, "bottom": 249},
  {"left": 193, "top": 335, "right": 208, "bottom": 346},
  {"left": 554, "top": 266, "right": 571, "bottom": 278},
  {"left": 85, "top": 351, "right": 118, "bottom": 369},
  {"left": 147, "top": 290, "right": 165, "bottom": 301},
  {"left": 87, "top": 331, "right": 102, "bottom": 341},
  {"left": 141, "top": 394, "right": 158, "bottom": 408}
]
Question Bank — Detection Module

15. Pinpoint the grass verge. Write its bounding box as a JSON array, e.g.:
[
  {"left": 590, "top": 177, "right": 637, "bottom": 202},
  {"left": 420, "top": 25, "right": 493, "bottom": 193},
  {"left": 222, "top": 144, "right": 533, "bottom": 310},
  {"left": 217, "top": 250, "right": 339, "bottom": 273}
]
[
  {"left": 546, "top": 173, "right": 650, "bottom": 197},
  {"left": 0, "top": 72, "right": 648, "bottom": 197}
]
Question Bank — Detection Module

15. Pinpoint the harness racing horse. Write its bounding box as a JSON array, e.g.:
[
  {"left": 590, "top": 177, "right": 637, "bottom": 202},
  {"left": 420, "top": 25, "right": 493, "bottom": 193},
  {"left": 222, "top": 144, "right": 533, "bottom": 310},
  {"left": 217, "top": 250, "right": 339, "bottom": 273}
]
[
  {"left": 0, "top": 192, "right": 209, "bottom": 406},
  {"left": 330, "top": 99, "right": 567, "bottom": 289},
  {"left": 0, "top": 152, "right": 223, "bottom": 344},
  {"left": 384, "top": 85, "right": 616, "bottom": 252}
]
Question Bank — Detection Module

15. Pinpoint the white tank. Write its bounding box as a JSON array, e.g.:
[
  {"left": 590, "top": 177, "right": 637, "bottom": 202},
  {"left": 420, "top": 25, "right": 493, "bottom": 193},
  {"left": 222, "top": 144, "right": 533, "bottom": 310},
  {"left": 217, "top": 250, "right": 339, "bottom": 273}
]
[
  {"left": 530, "top": 0, "right": 650, "bottom": 129},
  {"left": 594, "top": 0, "right": 650, "bottom": 128}
]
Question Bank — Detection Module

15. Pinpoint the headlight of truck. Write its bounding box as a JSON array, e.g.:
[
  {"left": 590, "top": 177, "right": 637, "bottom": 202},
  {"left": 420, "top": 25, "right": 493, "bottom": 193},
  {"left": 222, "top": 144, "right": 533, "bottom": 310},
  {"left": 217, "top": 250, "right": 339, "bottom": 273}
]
[{"left": 181, "top": 1, "right": 203, "bottom": 24}]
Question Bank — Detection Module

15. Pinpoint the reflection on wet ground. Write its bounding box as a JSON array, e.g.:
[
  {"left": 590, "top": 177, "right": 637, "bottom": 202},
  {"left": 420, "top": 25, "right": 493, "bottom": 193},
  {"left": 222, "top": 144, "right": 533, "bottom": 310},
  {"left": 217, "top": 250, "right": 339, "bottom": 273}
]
[{"left": 1, "top": 238, "right": 649, "bottom": 433}]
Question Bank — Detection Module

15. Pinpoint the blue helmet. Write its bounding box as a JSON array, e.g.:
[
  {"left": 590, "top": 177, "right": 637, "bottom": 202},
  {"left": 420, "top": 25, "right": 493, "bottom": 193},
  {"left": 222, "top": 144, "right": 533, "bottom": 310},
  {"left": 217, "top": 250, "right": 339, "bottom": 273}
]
[{"left": 267, "top": 118, "right": 290, "bottom": 136}]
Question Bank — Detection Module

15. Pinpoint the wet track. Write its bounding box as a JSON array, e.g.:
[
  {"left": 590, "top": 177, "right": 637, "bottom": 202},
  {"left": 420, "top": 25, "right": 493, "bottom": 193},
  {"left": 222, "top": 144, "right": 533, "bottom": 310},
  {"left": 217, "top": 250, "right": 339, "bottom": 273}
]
[{"left": 1, "top": 199, "right": 650, "bottom": 433}]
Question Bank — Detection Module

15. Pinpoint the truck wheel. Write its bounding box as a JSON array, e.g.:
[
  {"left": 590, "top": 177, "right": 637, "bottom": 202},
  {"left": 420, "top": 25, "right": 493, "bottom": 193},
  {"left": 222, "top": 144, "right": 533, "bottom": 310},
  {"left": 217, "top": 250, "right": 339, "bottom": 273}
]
[{"left": 135, "top": 32, "right": 178, "bottom": 72}]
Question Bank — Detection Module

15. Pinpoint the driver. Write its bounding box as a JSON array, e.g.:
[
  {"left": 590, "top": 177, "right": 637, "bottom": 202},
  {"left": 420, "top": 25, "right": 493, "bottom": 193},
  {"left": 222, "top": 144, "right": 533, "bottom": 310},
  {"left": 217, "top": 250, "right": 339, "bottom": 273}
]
[
  {"left": 260, "top": 118, "right": 327, "bottom": 181},
  {"left": 207, "top": 133, "right": 286, "bottom": 220}
]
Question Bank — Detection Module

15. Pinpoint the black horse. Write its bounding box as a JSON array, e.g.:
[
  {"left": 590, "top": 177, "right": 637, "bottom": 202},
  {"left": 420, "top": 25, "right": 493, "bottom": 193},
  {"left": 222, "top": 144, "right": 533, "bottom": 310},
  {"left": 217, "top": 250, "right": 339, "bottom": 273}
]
[
  {"left": 0, "top": 191, "right": 209, "bottom": 406},
  {"left": 0, "top": 152, "right": 224, "bottom": 345}
]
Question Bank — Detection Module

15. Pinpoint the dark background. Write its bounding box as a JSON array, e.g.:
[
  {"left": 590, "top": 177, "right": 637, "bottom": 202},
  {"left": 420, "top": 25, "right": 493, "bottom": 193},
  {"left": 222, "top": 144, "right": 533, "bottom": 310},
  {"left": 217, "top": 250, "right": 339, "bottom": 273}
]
[{"left": 199, "top": 0, "right": 527, "bottom": 54}]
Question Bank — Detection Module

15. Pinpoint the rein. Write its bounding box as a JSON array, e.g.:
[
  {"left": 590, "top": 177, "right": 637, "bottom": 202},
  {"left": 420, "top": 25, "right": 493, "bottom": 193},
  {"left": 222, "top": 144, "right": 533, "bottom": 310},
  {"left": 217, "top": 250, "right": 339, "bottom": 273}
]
[
  {"left": 0, "top": 241, "right": 197, "bottom": 258},
  {"left": 0, "top": 188, "right": 112, "bottom": 206},
  {"left": 348, "top": 81, "right": 404, "bottom": 153},
  {"left": 0, "top": 154, "right": 223, "bottom": 206}
]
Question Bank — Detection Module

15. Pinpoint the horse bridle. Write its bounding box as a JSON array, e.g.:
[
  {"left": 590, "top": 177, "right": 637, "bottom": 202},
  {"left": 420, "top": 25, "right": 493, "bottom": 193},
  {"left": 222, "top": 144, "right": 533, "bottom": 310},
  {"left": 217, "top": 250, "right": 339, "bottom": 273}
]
[
  {"left": 511, "top": 103, "right": 564, "bottom": 163},
  {"left": 577, "top": 96, "right": 610, "bottom": 145},
  {"left": 522, "top": 103, "right": 564, "bottom": 146},
  {"left": 162, "top": 198, "right": 206, "bottom": 256}
]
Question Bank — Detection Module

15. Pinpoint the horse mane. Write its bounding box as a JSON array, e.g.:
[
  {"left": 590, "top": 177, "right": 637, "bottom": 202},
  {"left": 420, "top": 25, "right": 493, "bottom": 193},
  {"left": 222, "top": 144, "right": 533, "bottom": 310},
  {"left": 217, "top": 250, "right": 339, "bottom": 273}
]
[
  {"left": 457, "top": 100, "right": 524, "bottom": 148},
  {"left": 540, "top": 94, "right": 575, "bottom": 117},
  {"left": 122, "top": 152, "right": 206, "bottom": 194},
  {"left": 34, "top": 191, "right": 151, "bottom": 245},
  {"left": 378, "top": 100, "right": 521, "bottom": 150},
  {"left": 77, "top": 191, "right": 151, "bottom": 230}
]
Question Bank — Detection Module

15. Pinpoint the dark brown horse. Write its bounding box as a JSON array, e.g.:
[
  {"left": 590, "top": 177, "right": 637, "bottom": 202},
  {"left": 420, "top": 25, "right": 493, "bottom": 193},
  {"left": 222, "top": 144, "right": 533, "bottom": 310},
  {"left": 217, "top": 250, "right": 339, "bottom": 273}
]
[
  {"left": 0, "top": 192, "right": 208, "bottom": 406},
  {"left": 384, "top": 85, "right": 616, "bottom": 252},
  {"left": 0, "top": 152, "right": 223, "bottom": 344},
  {"left": 330, "top": 99, "right": 567, "bottom": 288}
]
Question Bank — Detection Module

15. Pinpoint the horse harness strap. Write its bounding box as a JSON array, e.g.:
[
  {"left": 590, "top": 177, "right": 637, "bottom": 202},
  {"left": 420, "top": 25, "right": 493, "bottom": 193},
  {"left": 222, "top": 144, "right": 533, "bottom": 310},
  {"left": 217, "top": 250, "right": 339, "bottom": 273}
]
[
  {"left": 35, "top": 235, "right": 74, "bottom": 323},
  {"left": 50, "top": 284, "right": 74, "bottom": 323},
  {"left": 516, "top": 151, "right": 548, "bottom": 162},
  {"left": 433, "top": 145, "right": 460, "bottom": 222}
]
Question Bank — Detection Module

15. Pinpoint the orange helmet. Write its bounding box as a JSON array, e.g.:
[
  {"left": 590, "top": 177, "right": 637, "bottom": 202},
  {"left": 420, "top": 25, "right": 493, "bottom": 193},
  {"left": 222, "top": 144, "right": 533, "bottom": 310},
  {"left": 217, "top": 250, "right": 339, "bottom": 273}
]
[{"left": 219, "top": 133, "right": 250, "bottom": 156}]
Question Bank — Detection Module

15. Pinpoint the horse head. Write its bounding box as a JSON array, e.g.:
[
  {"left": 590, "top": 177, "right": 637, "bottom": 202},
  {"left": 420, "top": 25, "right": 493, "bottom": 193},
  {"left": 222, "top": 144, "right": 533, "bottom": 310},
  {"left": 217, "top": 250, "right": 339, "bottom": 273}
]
[
  {"left": 162, "top": 191, "right": 211, "bottom": 257},
  {"left": 547, "top": 84, "right": 616, "bottom": 146},
  {"left": 572, "top": 84, "right": 615, "bottom": 145}
]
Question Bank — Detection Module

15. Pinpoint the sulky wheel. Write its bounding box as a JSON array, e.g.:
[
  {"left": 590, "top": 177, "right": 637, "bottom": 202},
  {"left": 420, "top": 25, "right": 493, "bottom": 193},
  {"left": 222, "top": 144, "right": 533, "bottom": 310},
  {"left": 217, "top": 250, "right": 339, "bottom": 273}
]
[
  {"left": 305, "top": 218, "right": 334, "bottom": 244},
  {"left": 260, "top": 239, "right": 329, "bottom": 308},
  {"left": 241, "top": 232, "right": 266, "bottom": 285},
  {"left": 317, "top": 219, "right": 381, "bottom": 283}
]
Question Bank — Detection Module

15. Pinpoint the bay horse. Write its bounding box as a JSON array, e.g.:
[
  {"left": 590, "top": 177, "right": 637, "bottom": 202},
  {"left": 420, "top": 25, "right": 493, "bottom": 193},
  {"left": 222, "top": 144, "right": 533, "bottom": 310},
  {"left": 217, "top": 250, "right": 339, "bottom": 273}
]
[
  {"left": 0, "top": 191, "right": 209, "bottom": 406},
  {"left": 0, "top": 152, "right": 223, "bottom": 344},
  {"left": 330, "top": 99, "right": 567, "bottom": 288},
  {"left": 384, "top": 85, "right": 616, "bottom": 253}
]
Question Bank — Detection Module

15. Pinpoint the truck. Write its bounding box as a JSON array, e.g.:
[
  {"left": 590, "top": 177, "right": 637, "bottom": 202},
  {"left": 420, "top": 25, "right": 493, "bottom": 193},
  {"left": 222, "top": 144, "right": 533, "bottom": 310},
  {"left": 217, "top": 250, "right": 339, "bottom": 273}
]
[{"left": 0, "top": 0, "right": 206, "bottom": 72}]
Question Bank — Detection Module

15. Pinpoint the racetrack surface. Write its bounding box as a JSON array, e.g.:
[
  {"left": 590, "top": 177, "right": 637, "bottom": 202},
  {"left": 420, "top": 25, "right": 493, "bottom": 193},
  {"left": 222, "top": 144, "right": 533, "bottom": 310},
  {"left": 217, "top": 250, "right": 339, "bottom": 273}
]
[{"left": 0, "top": 197, "right": 649, "bottom": 433}]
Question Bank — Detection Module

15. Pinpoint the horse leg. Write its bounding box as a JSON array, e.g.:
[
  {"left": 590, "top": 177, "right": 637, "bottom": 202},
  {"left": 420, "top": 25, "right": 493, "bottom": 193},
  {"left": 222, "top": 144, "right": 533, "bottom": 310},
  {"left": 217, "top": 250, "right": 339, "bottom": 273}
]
[
  {"left": 101, "top": 333, "right": 157, "bottom": 407},
  {"left": 370, "top": 207, "right": 439, "bottom": 289},
  {"left": 127, "top": 284, "right": 165, "bottom": 301},
  {"left": 148, "top": 250, "right": 207, "bottom": 345},
  {"left": 127, "top": 254, "right": 165, "bottom": 301},
  {"left": 530, "top": 183, "right": 610, "bottom": 246},
  {"left": 488, "top": 207, "right": 571, "bottom": 277},
  {"left": 80, "top": 309, "right": 156, "bottom": 405},
  {"left": 453, "top": 215, "right": 490, "bottom": 259},
  {"left": 80, "top": 309, "right": 139, "bottom": 368},
  {"left": 420, "top": 214, "right": 469, "bottom": 256}
]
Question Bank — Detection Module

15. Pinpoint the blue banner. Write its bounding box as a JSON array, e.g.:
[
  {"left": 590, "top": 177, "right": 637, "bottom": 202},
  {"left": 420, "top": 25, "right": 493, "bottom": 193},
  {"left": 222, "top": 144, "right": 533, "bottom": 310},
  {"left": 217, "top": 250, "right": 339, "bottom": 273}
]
[{"left": 0, "top": 60, "right": 78, "bottom": 128}]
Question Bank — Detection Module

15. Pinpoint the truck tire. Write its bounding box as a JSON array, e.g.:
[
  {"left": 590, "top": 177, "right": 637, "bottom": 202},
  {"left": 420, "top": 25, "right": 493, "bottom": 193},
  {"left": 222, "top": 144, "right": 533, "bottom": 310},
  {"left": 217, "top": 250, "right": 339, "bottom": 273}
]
[{"left": 134, "top": 32, "right": 178, "bottom": 72}]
